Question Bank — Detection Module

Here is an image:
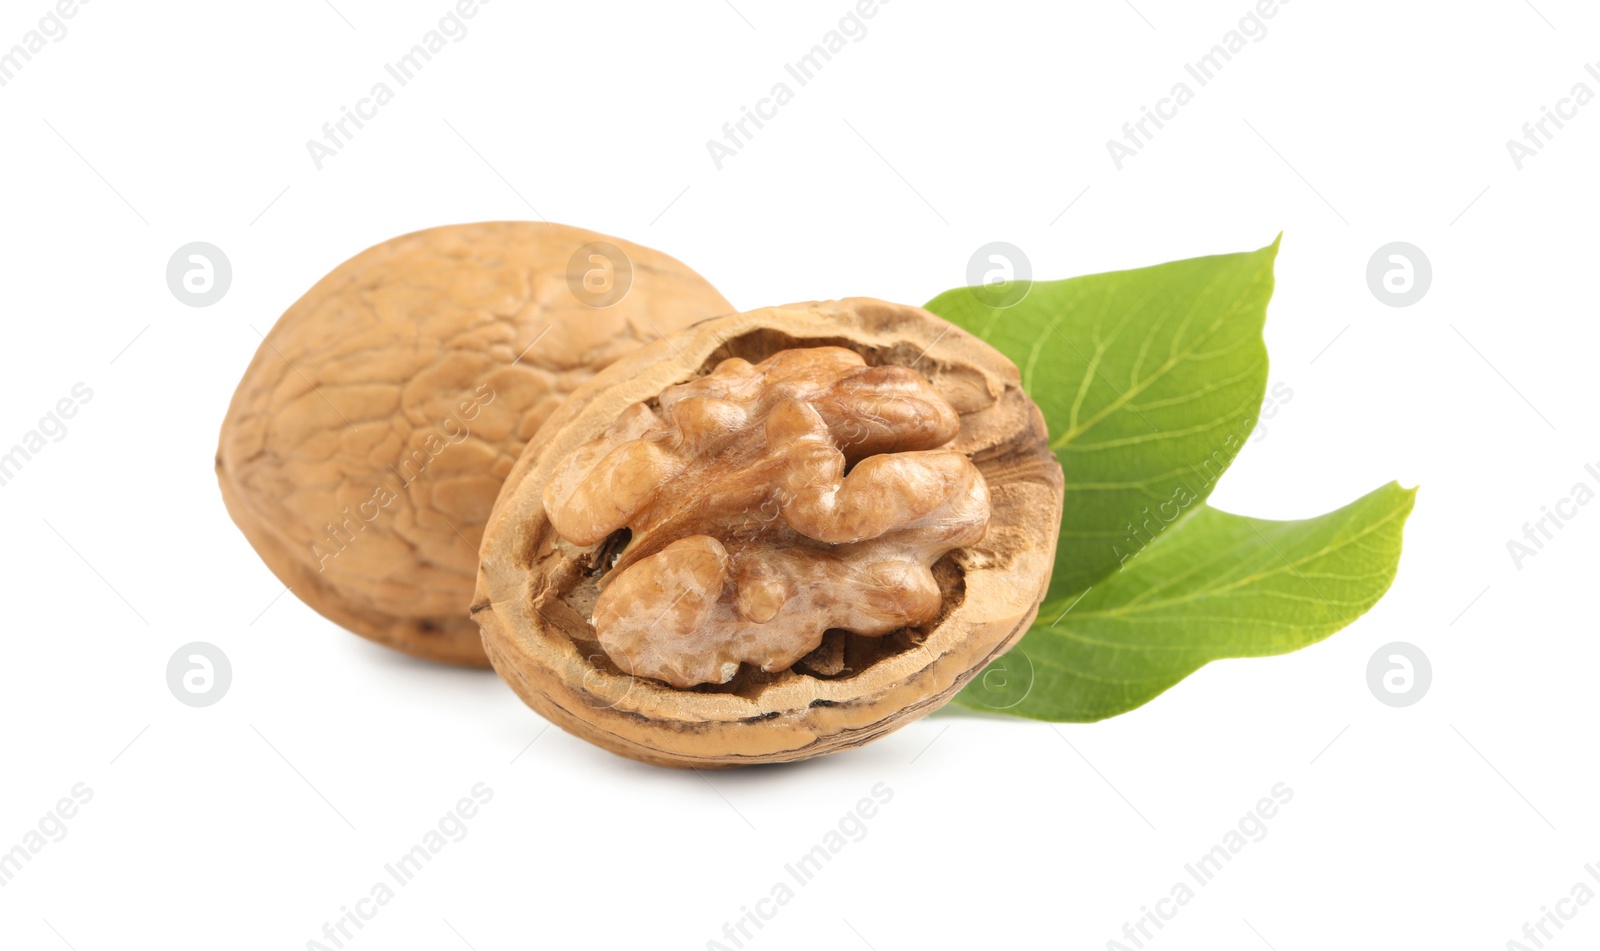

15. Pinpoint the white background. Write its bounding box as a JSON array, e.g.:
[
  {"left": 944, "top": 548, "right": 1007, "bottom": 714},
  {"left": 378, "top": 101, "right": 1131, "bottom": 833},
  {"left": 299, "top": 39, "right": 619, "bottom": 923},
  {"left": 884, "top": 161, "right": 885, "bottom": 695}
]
[{"left": 1, "top": 0, "right": 1596, "bottom": 948}]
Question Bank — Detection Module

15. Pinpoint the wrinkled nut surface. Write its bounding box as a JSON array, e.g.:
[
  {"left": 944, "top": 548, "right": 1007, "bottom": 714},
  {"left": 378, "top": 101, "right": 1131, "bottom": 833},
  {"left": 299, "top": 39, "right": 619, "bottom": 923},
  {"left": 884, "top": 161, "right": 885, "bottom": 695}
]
[
  {"left": 473, "top": 299, "right": 1064, "bottom": 767},
  {"left": 216, "top": 222, "right": 732, "bottom": 666},
  {"left": 543, "top": 347, "right": 992, "bottom": 688}
]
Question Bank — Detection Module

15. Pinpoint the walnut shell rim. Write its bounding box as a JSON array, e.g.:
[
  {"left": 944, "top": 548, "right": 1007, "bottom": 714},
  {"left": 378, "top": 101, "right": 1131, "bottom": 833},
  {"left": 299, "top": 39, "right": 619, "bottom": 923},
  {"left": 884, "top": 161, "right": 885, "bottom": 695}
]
[{"left": 472, "top": 299, "right": 1064, "bottom": 767}]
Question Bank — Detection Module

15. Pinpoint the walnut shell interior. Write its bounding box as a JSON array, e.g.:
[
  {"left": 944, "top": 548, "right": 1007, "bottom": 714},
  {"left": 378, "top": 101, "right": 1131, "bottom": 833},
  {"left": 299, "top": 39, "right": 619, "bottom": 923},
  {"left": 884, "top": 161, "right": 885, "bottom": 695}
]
[
  {"left": 472, "top": 299, "right": 1064, "bottom": 766},
  {"left": 542, "top": 344, "right": 993, "bottom": 688}
]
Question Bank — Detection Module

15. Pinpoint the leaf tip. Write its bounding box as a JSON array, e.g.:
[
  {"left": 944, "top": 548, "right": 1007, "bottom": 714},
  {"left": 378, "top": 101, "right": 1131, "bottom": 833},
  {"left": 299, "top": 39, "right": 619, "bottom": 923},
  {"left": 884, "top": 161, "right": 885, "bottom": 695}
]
[
  {"left": 1397, "top": 482, "right": 1420, "bottom": 516},
  {"left": 1386, "top": 479, "right": 1421, "bottom": 505}
]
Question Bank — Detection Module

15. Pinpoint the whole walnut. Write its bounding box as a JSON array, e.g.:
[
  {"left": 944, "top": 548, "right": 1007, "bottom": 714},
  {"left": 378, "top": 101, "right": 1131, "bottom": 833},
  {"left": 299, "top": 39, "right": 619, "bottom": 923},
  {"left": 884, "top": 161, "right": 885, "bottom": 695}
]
[
  {"left": 473, "top": 299, "right": 1063, "bottom": 767},
  {"left": 217, "top": 222, "right": 733, "bottom": 666}
]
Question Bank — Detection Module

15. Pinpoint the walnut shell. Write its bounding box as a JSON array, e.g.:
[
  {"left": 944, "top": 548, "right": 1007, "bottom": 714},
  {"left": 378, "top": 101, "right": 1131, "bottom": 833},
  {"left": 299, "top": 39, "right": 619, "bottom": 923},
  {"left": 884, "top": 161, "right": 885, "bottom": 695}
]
[
  {"left": 473, "top": 299, "right": 1064, "bottom": 767},
  {"left": 216, "top": 222, "right": 732, "bottom": 666}
]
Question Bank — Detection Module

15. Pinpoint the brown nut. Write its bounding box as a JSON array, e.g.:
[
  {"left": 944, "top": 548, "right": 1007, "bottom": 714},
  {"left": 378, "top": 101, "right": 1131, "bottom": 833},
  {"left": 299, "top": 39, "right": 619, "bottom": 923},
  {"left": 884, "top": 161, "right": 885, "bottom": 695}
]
[
  {"left": 216, "top": 222, "right": 733, "bottom": 666},
  {"left": 544, "top": 346, "right": 993, "bottom": 688},
  {"left": 473, "top": 299, "right": 1063, "bottom": 767}
]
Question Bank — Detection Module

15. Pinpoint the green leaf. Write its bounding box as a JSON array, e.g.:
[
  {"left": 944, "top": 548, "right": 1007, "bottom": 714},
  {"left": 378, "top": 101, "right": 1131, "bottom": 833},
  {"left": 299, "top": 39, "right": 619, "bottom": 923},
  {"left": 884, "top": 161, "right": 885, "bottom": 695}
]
[
  {"left": 926, "top": 238, "right": 1279, "bottom": 602},
  {"left": 923, "top": 240, "right": 1415, "bottom": 721},
  {"left": 954, "top": 482, "right": 1417, "bottom": 721}
]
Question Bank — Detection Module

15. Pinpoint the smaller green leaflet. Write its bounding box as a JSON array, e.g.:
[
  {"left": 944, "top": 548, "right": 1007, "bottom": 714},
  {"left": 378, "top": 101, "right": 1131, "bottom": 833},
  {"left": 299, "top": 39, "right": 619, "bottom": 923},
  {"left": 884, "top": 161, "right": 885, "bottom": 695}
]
[{"left": 924, "top": 239, "right": 1415, "bottom": 721}]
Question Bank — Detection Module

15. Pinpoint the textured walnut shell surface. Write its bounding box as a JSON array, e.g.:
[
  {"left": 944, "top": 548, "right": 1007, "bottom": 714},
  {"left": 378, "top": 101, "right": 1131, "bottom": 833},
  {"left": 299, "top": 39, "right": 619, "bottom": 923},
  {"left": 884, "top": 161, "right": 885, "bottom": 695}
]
[
  {"left": 216, "top": 222, "right": 732, "bottom": 666},
  {"left": 473, "top": 299, "right": 1064, "bottom": 767}
]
